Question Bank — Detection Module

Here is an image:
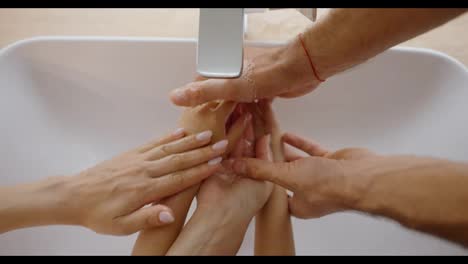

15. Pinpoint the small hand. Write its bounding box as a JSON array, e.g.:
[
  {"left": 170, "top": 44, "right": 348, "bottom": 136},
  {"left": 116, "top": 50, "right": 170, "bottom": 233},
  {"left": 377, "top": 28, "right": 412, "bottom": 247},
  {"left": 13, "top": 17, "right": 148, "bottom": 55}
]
[{"left": 196, "top": 116, "right": 273, "bottom": 218}]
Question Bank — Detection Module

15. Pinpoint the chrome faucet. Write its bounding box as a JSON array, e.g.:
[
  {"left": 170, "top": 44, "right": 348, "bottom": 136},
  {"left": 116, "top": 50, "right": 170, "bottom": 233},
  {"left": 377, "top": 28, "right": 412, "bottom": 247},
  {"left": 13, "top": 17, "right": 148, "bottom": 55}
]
[{"left": 197, "top": 8, "right": 316, "bottom": 79}]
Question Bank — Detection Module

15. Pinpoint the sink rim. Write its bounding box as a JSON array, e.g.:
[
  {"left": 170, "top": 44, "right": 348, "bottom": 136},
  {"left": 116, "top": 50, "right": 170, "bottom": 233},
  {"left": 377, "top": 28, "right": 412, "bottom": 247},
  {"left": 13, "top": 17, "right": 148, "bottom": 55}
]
[{"left": 1, "top": 36, "right": 467, "bottom": 74}]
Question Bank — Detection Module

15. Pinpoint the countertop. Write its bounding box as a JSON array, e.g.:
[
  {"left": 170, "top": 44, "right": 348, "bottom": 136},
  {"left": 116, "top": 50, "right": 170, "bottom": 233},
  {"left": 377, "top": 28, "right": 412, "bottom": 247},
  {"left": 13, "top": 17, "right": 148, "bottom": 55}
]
[{"left": 0, "top": 8, "right": 467, "bottom": 66}]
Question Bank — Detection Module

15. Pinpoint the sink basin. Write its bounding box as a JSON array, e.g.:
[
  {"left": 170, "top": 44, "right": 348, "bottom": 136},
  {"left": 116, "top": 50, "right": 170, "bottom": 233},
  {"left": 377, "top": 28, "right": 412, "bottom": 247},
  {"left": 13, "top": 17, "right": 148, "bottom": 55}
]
[{"left": 0, "top": 37, "right": 467, "bottom": 255}]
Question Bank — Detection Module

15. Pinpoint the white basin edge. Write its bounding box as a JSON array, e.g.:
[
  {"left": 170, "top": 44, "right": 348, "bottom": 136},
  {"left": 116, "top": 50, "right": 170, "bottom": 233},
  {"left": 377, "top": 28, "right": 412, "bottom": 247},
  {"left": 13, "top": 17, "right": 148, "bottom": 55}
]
[{"left": 2, "top": 36, "right": 466, "bottom": 74}]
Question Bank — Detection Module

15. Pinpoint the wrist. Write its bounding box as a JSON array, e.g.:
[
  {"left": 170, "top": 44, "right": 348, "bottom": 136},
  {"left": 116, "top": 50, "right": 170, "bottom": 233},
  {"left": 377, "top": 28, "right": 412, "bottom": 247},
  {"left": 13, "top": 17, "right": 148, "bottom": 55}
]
[
  {"left": 173, "top": 204, "right": 252, "bottom": 255},
  {"left": 34, "top": 175, "right": 80, "bottom": 226},
  {"left": 320, "top": 158, "right": 379, "bottom": 212},
  {"left": 334, "top": 155, "right": 390, "bottom": 211},
  {"left": 197, "top": 201, "right": 255, "bottom": 228},
  {"left": 275, "top": 35, "right": 322, "bottom": 90},
  {"left": 3, "top": 176, "right": 77, "bottom": 232},
  {"left": 300, "top": 10, "right": 379, "bottom": 80}
]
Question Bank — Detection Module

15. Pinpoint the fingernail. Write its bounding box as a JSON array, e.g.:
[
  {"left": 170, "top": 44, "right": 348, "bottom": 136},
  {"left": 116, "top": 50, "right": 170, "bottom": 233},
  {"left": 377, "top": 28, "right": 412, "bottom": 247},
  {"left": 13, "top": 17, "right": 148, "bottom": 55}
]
[
  {"left": 159, "top": 211, "right": 174, "bottom": 224},
  {"left": 233, "top": 159, "right": 246, "bottom": 174},
  {"left": 196, "top": 130, "right": 213, "bottom": 141},
  {"left": 172, "top": 128, "right": 185, "bottom": 137},
  {"left": 208, "top": 157, "right": 223, "bottom": 166},
  {"left": 212, "top": 139, "right": 228, "bottom": 151},
  {"left": 173, "top": 89, "right": 186, "bottom": 102}
]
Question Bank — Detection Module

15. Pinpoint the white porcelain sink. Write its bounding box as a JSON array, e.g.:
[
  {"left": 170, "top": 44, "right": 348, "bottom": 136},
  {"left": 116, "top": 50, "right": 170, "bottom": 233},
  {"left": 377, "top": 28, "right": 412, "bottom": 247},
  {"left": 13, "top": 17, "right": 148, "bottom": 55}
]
[{"left": 1, "top": 37, "right": 467, "bottom": 255}]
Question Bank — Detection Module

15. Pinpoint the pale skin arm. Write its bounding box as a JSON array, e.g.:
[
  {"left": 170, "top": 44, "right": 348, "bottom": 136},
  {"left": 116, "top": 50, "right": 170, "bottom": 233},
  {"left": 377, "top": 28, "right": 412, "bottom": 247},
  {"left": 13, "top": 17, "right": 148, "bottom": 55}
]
[
  {"left": 131, "top": 185, "right": 199, "bottom": 255},
  {"left": 251, "top": 101, "right": 295, "bottom": 256},
  {"left": 254, "top": 165, "right": 295, "bottom": 255},
  {"left": 169, "top": 8, "right": 467, "bottom": 106},
  {"left": 234, "top": 133, "right": 468, "bottom": 247},
  {"left": 0, "top": 129, "right": 226, "bottom": 235},
  {"left": 0, "top": 181, "right": 74, "bottom": 233}
]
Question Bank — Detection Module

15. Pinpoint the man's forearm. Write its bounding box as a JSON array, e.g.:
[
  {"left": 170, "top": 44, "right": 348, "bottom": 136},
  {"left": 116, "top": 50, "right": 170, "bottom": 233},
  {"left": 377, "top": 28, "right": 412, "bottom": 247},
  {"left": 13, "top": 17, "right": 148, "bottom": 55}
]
[
  {"left": 303, "top": 8, "right": 466, "bottom": 79},
  {"left": 342, "top": 155, "right": 468, "bottom": 246}
]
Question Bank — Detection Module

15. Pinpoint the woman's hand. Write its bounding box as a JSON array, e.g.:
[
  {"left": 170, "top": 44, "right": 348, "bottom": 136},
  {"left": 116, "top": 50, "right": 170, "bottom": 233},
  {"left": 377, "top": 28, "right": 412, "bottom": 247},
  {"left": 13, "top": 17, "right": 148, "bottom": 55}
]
[
  {"left": 69, "top": 128, "right": 230, "bottom": 235},
  {"left": 0, "top": 128, "right": 228, "bottom": 235},
  {"left": 132, "top": 108, "right": 252, "bottom": 256}
]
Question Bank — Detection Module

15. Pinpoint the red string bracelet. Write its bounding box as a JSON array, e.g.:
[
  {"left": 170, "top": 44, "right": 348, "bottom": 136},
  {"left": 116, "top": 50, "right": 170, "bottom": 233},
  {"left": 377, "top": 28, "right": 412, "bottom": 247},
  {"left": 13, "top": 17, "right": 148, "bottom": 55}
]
[{"left": 298, "top": 33, "right": 325, "bottom": 82}]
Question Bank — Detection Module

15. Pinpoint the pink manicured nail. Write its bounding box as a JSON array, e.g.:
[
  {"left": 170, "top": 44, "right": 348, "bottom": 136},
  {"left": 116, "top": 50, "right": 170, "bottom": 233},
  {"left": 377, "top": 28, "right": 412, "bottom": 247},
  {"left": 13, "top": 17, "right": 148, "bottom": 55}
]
[
  {"left": 172, "top": 128, "right": 185, "bottom": 137},
  {"left": 212, "top": 140, "right": 228, "bottom": 151},
  {"left": 208, "top": 157, "right": 223, "bottom": 166},
  {"left": 196, "top": 130, "right": 213, "bottom": 141},
  {"left": 159, "top": 211, "right": 174, "bottom": 224}
]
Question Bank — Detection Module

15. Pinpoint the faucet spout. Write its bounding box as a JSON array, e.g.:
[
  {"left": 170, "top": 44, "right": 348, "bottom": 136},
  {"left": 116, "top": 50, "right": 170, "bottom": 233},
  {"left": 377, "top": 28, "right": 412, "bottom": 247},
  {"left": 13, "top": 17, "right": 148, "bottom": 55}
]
[
  {"left": 196, "top": 8, "right": 316, "bottom": 79},
  {"left": 197, "top": 8, "right": 245, "bottom": 79}
]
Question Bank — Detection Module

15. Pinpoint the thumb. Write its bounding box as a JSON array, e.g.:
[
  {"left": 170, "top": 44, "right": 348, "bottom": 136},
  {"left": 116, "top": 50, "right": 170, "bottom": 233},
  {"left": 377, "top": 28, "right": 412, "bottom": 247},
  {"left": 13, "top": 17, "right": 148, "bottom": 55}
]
[
  {"left": 116, "top": 204, "right": 175, "bottom": 235},
  {"left": 233, "top": 158, "right": 298, "bottom": 192},
  {"left": 169, "top": 78, "right": 254, "bottom": 107}
]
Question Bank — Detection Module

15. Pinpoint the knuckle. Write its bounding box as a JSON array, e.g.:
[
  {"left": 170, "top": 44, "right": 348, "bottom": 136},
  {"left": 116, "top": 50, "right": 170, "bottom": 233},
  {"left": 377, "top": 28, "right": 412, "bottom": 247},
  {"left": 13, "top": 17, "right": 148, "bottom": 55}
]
[
  {"left": 111, "top": 183, "right": 125, "bottom": 194},
  {"left": 115, "top": 182, "right": 136, "bottom": 195},
  {"left": 158, "top": 144, "right": 172, "bottom": 157},
  {"left": 170, "top": 171, "right": 186, "bottom": 187},
  {"left": 133, "top": 162, "right": 147, "bottom": 175},
  {"left": 142, "top": 162, "right": 153, "bottom": 176},
  {"left": 133, "top": 181, "right": 149, "bottom": 193},
  {"left": 188, "top": 81, "right": 201, "bottom": 90},
  {"left": 304, "top": 145, "right": 318, "bottom": 155},
  {"left": 168, "top": 154, "right": 185, "bottom": 167},
  {"left": 199, "top": 147, "right": 213, "bottom": 159},
  {"left": 185, "top": 135, "right": 199, "bottom": 147},
  {"left": 190, "top": 85, "right": 204, "bottom": 102}
]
